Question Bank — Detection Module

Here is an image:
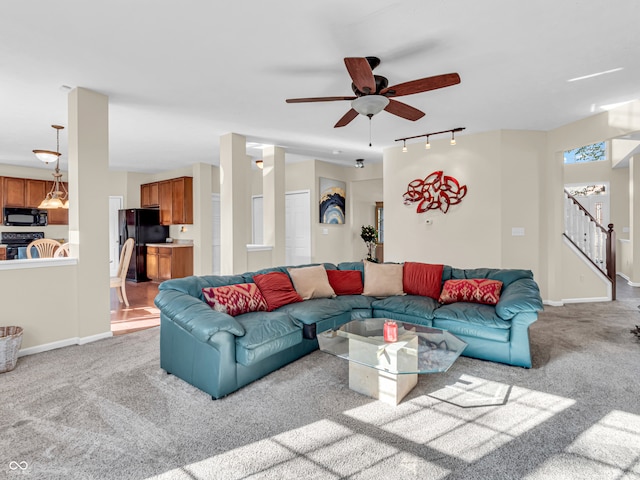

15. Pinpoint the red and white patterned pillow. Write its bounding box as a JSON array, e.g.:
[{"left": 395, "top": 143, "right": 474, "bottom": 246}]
[
  {"left": 202, "top": 283, "right": 268, "bottom": 316},
  {"left": 438, "top": 279, "right": 503, "bottom": 305}
]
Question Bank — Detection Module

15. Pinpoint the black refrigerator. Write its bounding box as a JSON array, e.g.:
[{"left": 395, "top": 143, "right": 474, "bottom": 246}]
[{"left": 119, "top": 208, "right": 170, "bottom": 282}]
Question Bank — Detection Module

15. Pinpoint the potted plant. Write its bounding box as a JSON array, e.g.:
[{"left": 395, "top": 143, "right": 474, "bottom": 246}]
[{"left": 361, "top": 225, "right": 378, "bottom": 262}]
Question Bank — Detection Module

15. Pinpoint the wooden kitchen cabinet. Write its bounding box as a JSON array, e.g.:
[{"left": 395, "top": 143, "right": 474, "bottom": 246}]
[
  {"left": 0, "top": 247, "right": 6, "bottom": 261},
  {"left": 3, "top": 177, "right": 26, "bottom": 207},
  {"left": 171, "top": 177, "right": 193, "bottom": 224},
  {"left": 146, "top": 245, "right": 193, "bottom": 281},
  {"left": 0, "top": 176, "right": 69, "bottom": 225},
  {"left": 141, "top": 182, "right": 159, "bottom": 208},
  {"left": 142, "top": 176, "right": 192, "bottom": 225},
  {"left": 45, "top": 180, "right": 69, "bottom": 225},
  {"left": 158, "top": 180, "right": 173, "bottom": 225},
  {"left": 26, "top": 179, "right": 47, "bottom": 208}
]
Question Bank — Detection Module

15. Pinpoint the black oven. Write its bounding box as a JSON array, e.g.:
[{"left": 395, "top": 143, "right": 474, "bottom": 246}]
[
  {"left": 1, "top": 232, "right": 45, "bottom": 260},
  {"left": 3, "top": 207, "right": 48, "bottom": 226}
]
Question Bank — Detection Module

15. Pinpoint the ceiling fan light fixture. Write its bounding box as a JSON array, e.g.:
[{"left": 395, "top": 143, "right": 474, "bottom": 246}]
[
  {"left": 351, "top": 95, "right": 390, "bottom": 117},
  {"left": 255, "top": 159, "right": 264, "bottom": 169},
  {"left": 354, "top": 158, "right": 365, "bottom": 168}
]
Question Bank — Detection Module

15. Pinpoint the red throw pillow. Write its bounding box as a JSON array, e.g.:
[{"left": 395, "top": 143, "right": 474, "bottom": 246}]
[
  {"left": 202, "top": 283, "right": 268, "bottom": 316},
  {"left": 326, "top": 270, "right": 364, "bottom": 296},
  {"left": 438, "top": 279, "right": 503, "bottom": 305},
  {"left": 253, "top": 272, "right": 303, "bottom": 311},
  {"left": 403, "top": 262, "right": 444, "bottom": 299}
]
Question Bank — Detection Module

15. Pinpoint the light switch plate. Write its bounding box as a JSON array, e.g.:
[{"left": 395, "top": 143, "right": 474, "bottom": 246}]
[
  {"left": 322, "top": 228, "right": 328, "bottom": 235},
  {"left": 512, "top": 227, "right": 525, "bottom": 236}
]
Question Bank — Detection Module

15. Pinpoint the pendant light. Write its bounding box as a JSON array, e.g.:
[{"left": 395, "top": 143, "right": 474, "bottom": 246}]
[
  {"left": 35, "top": 125, "right": 69, "bottom": 209},
  {"left": 33, "top": 125, "right": 64, "bottom": 164}
]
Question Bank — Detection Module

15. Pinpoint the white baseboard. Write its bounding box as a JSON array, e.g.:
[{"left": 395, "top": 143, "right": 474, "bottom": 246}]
[
  {"left": 562, "top": 297, "right": 610, "bottom": 304},
  {"left": 543, "top": 300, "right": 564, "bottom": 307},
  {"left": 18, "top": 331, "right": 113, "bottom": 358},
  {"left": 616, "top": 272, "right": 640, "bottom": 287}
]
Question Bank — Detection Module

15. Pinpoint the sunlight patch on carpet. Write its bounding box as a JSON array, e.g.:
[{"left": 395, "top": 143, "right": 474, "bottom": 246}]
[
  {"left": 524, "top": 410, "right": 640, "bottom": 479},
  {"left": 344, "top": 380, "right": 575, "bottom": 463}
]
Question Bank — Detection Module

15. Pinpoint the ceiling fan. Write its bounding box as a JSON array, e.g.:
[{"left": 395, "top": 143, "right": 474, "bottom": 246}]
[{"left": 286, "top": 56, "right": 461, "bottom": 128}]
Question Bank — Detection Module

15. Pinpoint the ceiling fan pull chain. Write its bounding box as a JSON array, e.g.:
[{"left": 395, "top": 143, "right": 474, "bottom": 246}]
[{"left": 369, "top": 116, "right": 372, "bottom": 147}]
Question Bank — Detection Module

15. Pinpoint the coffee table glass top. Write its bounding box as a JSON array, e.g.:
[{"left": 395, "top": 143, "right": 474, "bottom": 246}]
[{"left": 317, "top": 318, "right": 467, "bottom": 375}]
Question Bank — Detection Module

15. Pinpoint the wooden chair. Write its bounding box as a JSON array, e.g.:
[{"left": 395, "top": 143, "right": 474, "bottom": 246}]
[
  {"left": 26, "top": 239, "right": 62, "bottom": 258},
  {"left": 110, "top": 238, "right": 135, "bottom": 307},
  {"left": 54, "top": 242, "right": 70, "bottom": 257}
]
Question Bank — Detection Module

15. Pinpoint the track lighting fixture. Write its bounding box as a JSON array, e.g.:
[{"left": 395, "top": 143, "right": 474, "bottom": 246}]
[
  {"left": 354, "top": 158, "right": 365, "bottom": 168},
  {"left": 395, "top": 127, "right": 465, "bottom": 151}
]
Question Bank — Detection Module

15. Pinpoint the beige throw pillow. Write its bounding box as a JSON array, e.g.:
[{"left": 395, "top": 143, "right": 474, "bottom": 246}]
[
  {"left": 287, "top": 265, "right": 336, "bottom": 300},
  {"left": 362, "top": 262, "right": 405, "bottom": 297}
]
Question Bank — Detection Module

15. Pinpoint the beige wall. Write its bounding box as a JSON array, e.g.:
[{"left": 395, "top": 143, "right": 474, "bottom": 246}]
[{"left": 384, "top": 131, "right": 505, "bottom": 269}]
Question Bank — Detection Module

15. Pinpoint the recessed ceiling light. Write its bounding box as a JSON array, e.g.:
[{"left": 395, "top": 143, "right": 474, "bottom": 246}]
[
  {"left": 332, "top": 150, "right": 342, "bottom": 155},
  {"left": 567, "top": 67, "right": 623, "bottom": 82}
]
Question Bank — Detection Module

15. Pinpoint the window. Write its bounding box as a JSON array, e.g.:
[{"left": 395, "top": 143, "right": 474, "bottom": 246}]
[{"left": 563, "top": 141, "right": 606, "bottom": 164}]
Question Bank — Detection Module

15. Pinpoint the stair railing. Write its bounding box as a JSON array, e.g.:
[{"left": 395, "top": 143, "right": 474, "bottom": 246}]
[{"left": 563, "top": 189, "right": 616, "bottom": 300}]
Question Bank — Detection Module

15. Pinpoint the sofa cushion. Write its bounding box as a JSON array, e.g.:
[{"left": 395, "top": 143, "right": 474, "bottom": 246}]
[
  {"left": 234, "top": 311, "right": 303, "bottom": 366},
  {"left": 362, "top": 262, "right": 405, "bottom": 297},
  {"left": 160, "top": 274, "right": 247, "bottom": 300},
  {"left": 439, "top": 279, "right": 503, "bottom": 305},
  {"left": 331, "top": 294, "right": 375, "bottom": 311},
  {"left": 433, "top": 303, "right": 511, "bottom": 342},
  {"left": 326, "top": 269, "right": 364, "bottom": 295},
  {"left": 287, "top": 265, "right": 336, "bottom": 300},
  {"left": 449, "top": 267, "right": 533, "bottom": 288},
  {"left": 253, "top": 272, "right": 303, "bottom": 311},
  {"left": 403, "top": 262, "right": 444, "bottom": 299},
  {"left": 276, "top": 298, "right": 351, "bottom": 326},
  {"left": 371, "top": 294, "right": 438, "bottom": 320},
  {"left": 202, "top": 283, "right": 268, "bottom": 316}
]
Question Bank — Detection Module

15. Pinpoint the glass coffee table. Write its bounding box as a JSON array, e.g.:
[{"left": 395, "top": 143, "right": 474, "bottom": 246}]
[{"left": 317, "top": 318, "right": 467, "bottom": 405}]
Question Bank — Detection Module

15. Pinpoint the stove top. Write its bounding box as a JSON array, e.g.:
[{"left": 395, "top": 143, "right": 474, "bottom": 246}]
[{"left": 1, "top": 231, "right": 45, "bottom": 245}]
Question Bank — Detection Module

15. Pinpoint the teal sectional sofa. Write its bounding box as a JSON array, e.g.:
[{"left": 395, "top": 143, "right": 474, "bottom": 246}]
[{"left": 154, "top": 262, "right": 543, "bottom": 399}]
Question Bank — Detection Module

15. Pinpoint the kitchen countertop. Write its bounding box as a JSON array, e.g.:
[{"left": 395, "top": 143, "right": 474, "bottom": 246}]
[{"left": 146, "top": 243, "right": 194, "bottom": 248}]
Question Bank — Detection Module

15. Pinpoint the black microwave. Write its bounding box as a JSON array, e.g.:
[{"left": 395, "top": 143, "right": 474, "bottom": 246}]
[{"left": 3, "top": 207, "right": 48, "bottom": 226}]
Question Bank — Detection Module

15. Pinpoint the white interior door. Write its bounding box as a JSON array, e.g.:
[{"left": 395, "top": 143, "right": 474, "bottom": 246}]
[
  {"left": 108, "top": 196, "right": 123, "bottom": 276},
  {"left": 286, "top": 191, "right": 311, "bottom": 265},
  {"left": 212, "top": 194, "right": 221, "bottom": 275}
]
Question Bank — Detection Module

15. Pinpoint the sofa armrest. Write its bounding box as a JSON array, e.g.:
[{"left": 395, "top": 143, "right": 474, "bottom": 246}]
[
  {"left": 155, "top": 289, "right": 245, "bottom": 343},
  {"left": 495, "top": 278, "right": 544, "bottom": 320}
]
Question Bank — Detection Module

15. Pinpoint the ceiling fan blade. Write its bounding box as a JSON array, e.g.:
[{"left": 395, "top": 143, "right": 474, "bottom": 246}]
[
  {"left": 384, "top": 99, "right": 425, "bottom": 121},
  {"left": 286, "top": 96, "right": 356, "bottom": 103},
  {"left": 334, "top": 109, "right": 359, "bottom": 128},
  {"left": 381, "top": 73, "right": 461, "bottom": 97},
  {"left": 344, "top": 57, "right": 376, "bottom": 94}
]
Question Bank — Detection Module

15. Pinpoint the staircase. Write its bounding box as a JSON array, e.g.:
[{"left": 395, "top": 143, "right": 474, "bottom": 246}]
[{"left": 563, "top": 189, "right": 616, "bottom": 300}]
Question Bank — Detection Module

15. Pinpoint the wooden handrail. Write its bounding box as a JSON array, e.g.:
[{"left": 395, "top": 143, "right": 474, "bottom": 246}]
[{"left": 564, "top": 189, "right": 616, "bottom": 300}]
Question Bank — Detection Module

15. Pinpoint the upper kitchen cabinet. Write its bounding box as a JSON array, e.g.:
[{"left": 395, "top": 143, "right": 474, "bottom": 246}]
[
  {"left": 171, "top": 177, "right": 193, "bottom": 225},
  {"left": 141, "top": 182, "right": 159, "bottom": 208},
  {"left": 141, "top": 176, "right": 193, "bottom": 225},
  {"left": 26, "top": 179, "right": 47, "bottom": 208},
  {"left": 3, "top": 177, "right": 27, "bottom": 207}
]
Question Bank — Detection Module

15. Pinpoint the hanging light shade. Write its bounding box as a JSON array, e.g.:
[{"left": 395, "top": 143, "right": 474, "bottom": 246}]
[
  {"left": 33, "top": 125, "right": 64, "bottom": 164},
  {"left": 35, "top": 125, "right": 69, "bottom": 209},
  {"left": 351, "top": 95, "right": 390, "bottom": 116}
]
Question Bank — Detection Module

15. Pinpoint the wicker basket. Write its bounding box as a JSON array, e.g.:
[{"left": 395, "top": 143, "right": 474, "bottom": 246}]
[{"left": 0, "top": 326, "right": 23, "bottom": 373}]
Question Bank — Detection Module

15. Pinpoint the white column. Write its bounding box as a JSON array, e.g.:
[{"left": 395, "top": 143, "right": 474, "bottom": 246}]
[
  {"left": 631, "top": 157, "right": 640, "bottom": 283},
  {"left": 219, "top": 133, "right": 250, "bottom": 274},
  {"left": 193, "top": 162, "right": 213, "bottom": 276},
  {"left": 262, "top": 146, "right": 285, "bottom": 266},
  {"left": 68, "top": 87, "right": 110, "bottom": 338}
]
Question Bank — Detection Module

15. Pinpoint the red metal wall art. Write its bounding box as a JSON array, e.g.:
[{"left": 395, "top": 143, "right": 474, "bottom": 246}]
[{"left": 403, "top": 171, "right": 467, "bottom": 214}]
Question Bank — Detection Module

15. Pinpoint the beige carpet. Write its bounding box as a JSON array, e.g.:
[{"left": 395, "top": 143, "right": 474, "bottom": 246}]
[{"left": 2, "top": 299, "right": 640, "bottom": 479}]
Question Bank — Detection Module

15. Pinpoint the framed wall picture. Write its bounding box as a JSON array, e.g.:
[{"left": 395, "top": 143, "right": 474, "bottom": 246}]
[{"left": 319, "top": 177, "right": 346, "bottom": 224}]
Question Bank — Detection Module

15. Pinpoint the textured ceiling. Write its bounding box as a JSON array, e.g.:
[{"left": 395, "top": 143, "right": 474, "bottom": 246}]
[{"left": 2, "top": 0, "right": 640, "bottom": 173}]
